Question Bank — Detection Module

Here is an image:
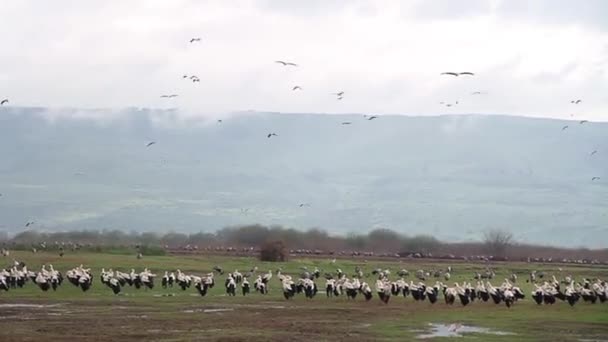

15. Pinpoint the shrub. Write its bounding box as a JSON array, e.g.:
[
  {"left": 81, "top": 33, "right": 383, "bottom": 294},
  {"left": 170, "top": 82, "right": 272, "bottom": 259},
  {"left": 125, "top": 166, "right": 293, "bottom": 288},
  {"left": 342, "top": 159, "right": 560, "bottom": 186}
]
[{"left": 260, "top": 240, "right": 288, "bottom": 262}]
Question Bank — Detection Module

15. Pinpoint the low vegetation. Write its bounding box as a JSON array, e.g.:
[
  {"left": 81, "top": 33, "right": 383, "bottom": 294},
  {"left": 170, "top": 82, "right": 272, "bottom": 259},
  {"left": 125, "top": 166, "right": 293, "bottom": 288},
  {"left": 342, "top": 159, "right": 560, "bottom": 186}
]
[{"left": 0, "top": 251, "right": 607, "bottom": 341}]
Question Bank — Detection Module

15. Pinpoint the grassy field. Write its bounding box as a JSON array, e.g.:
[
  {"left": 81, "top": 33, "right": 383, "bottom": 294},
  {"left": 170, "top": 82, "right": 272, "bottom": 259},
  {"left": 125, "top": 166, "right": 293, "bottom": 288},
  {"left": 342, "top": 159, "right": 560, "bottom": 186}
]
[{"left": 1, "top": 251, "right": 607, "bottom": 341}]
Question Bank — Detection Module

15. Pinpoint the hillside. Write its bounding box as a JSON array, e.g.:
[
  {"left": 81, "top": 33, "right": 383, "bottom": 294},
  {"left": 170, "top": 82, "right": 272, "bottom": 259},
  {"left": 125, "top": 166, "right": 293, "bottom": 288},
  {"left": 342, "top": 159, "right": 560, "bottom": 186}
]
[{"left": 0, "top": 108, "right": 606, "bottom": 247}]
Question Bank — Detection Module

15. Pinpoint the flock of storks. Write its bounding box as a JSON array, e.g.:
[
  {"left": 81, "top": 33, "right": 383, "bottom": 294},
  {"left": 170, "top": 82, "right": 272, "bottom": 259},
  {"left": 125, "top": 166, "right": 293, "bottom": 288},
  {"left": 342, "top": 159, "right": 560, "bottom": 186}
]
[
  {"left": 0, "top": 35, "right": 603, "bottom": 228},
  {"left": 2, "top": 261, "right": 606, "bottom": 309}
]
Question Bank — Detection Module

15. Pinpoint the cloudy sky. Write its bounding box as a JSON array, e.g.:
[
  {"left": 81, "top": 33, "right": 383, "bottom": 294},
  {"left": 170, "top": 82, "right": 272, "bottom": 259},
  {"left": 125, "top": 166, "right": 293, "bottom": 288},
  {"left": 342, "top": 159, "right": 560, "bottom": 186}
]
[{"left": 0, "top": 0, "right": 607, "bottom": 120}]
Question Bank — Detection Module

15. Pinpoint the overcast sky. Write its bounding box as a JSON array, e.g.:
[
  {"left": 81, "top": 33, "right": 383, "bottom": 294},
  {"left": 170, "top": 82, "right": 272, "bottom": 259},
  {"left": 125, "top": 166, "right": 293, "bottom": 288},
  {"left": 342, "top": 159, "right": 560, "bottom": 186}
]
[{"left": 0, "top": 0, "right": 607, "bottom": 120}]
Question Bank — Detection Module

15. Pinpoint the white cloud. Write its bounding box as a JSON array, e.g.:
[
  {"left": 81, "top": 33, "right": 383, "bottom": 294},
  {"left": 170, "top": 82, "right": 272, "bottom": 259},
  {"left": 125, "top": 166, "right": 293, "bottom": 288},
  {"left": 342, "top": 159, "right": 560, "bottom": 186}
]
[{"left": 0, "top": 0, "right": 606, "bottom": 120}]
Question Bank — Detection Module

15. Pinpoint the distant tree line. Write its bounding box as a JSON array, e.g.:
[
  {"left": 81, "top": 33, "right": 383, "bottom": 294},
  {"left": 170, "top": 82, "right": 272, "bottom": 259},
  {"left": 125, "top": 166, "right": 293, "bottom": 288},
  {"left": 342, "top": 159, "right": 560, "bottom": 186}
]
[{"left": 1, "top": 225, "right": 606, "bottom": 261}]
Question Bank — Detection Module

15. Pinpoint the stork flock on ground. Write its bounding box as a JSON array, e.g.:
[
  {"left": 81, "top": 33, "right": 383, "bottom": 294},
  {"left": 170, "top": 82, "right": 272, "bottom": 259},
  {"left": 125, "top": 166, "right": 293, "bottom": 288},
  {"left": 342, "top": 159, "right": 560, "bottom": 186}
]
[{"left": 2, "top": 261, "right": 606, "bottom": 309}]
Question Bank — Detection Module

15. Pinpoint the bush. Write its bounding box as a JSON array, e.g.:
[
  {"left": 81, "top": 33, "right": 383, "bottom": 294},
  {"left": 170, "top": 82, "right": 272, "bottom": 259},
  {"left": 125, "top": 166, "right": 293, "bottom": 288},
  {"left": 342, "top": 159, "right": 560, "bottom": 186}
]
[
  {"left": 483, "top": 229, "right": 513, "bottom": 258},
  {"left": 260, "top": 240, "right": 288, "bottom": 262}
]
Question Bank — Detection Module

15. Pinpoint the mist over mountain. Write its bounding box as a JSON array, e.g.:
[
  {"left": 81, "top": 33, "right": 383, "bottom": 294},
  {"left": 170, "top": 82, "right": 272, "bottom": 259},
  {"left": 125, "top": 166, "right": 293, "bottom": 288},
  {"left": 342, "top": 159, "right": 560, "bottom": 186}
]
[{"left": 0, "top": 108, "right": 606, "bottom": 247}]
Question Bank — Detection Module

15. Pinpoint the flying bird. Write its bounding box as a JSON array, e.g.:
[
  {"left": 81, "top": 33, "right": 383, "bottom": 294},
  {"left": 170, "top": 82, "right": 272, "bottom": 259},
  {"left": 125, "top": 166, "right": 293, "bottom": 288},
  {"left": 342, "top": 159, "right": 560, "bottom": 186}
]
[
  {"left": 592, "top": 177, "right": 600, "bottom": 181},
  {"left": 160, "top": 94, "right": 178, "bottom": 98},
  {"left": 292, "top": 86, "right": 302, "bottom": 91},
  {"left": 579, "top": 120, "right": 588, "bottom": 124},
  {"left": 267, "top": 133, "right": 278, "bottom": 138},
  {"left": 562, "top": 125, "right": 569, "bottom": 131},
  {"left": 571, "top": 99, "right": 582, "bottom": 104},
  {"left": 332, "top": 91, "right": 345, "bottom": 97},
  {"left": 25, "top": 221, "right": 34, "bottom": 227},
  {"left": 337, "top": 96, "right": 343, "bottom": 100},
  {"left": 441, "top": 72, "right": 474, "bottom": 76},
  {"left": 190, "top": 38, "right": 202, "bottom": 43},
  {"left": 217, "top": 119, "right": 222, "bottom": 124},
  {"left": 0, "top": 99, "right": 8, "bottom": 105},
  {"left": 367, "top": 116, "right": 378, "bottom": 121},
  {"left": 299, "top": 203, "right": 310, "bottom": 208},
  {"left": 146, "top": 141, "right": 156, "bottom": 147},
  {"left": 182, "top": 75, "right": 188, "bottom": 79},
  {"left": 471, "top": 91, "right": 486, "bottom": 95},
  {"left": 275, "top": 60, "right": 297, "bottom": 66},
  {"left": 341, "top": 122, "right": 352, "bottom": 125},
  {"left": 189, "top": 75, "right": 199, "bottom": 80},
  {"left": 590, "top": 150, "right": 597, "bottom": 156}
]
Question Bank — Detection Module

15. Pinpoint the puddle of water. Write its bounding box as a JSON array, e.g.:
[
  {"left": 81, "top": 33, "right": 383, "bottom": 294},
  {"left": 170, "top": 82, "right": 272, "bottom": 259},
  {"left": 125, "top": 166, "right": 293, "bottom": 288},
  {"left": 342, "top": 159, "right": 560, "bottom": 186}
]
[
  {"left": 0, "top": 304, "right": 62, "bottom": 308},
  {"left": 203, "top": 308, "right": 234, "bottom": 313},
  {"left": 416, "top": 323, "right": 515, "bottom": 339}
]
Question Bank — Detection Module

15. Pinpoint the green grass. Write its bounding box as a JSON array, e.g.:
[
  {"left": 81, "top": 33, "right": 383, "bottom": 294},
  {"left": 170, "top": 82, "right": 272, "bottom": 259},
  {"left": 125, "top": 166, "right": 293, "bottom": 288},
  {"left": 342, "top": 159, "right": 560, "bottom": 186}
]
[{"left": 1, "top": 251, "right": 607, "bottom": 341}]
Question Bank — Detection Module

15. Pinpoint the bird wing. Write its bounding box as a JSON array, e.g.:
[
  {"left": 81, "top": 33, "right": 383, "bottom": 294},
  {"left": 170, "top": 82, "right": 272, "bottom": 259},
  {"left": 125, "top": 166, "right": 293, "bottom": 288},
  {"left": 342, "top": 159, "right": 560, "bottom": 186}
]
[
  {"left": 146, "top": 142, "right": 156, "bottom": 147},
  {"left": 0, "top": 99, "right": 7, "bottom": 105},
  {"left": 441, "top": 72, "right": 459, "bottom": 76},
  {"left": 275, "top": 61, "right": 287, "bottom": 65},
  {"left": 287, "top": 63, "right": 298, "bottom": 66},
  {"left": 459, "top": 72, "right": 474, "bottom": 76}
]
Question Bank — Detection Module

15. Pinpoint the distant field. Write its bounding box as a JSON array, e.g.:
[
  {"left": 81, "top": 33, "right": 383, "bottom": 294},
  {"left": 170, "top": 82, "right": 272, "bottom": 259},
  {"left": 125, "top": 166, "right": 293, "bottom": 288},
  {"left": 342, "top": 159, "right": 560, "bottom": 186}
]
[{"left": 1, "top": 251, "right": 607, "bottom": 341}]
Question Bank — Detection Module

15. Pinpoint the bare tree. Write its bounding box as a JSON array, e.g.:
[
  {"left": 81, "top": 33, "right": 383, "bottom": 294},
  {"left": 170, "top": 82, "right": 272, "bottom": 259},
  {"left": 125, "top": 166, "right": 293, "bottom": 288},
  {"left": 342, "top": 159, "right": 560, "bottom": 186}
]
[
  {"left": 260, "top": 240, "right": 288, "bottom": 262},
  {"left": 483, "top": 229, "right": 514, "bottom": 258}
]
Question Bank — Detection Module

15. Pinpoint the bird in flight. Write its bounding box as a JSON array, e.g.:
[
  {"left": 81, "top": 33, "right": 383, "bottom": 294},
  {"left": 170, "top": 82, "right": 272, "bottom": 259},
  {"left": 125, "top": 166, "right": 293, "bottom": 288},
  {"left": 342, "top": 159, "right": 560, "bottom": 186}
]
[
  {"left": 217, "top": 119, "right": 222, "bottom": 124},
  {"left": 190, "top": 38, "right": 202, "bottom": 43},
  {"left": 146, "top": 141, "right": 156, "bottom": 147},
  {"left": 590, "top": 150, "right": 597, "bottom": 156},
  {"left": 337, "top": 96, "right": 344, "bottom": 100},
  {"left": 592, "top": 177, "right": 600, "bottom": 181},
  {"left": 471, "top": 91, "right": 486, "bottom": 95},
  {"left": 332, "top": 91, "right": 345, "bottom": 97},
  {"left": 299, "top": 203, "right": 311, "bottom": 208},
  {"left": 571, "top": 99, "right": 582, "bottom": 104},
  {"left": 367, "top": 116, "right": 378, "bottom": 121},
  {"left": 267, "top": 133, "right": 278, "bottom": 138},
  {"left": 579, "top": 120, "right": 588, "bottom": 124},
  {"left": 441, "top": 72, "right": 474, "bottom": 76},
  {"left": 160, "top": 94, "right": 178, "bottom": 98},
  {"left": 562, "top": 125, "right": 569, "bottom": 131},
  {"left": 292, "top": 86, "right": 302, "bottom": 91},
  {"left": 25, "top": 221, "right": 34, "bottom": 227},
  {"left": 341, "top": 122, "right": 352, "bottom": 125},
  {"left": 182, "top": 75, "right": 188, "bottom": 79},
  {"left": 0, "top": 99, "right": 8, "bottom": 105},
  {"left": 275, "top": 60, "right": 297, "bottom": 66}
]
